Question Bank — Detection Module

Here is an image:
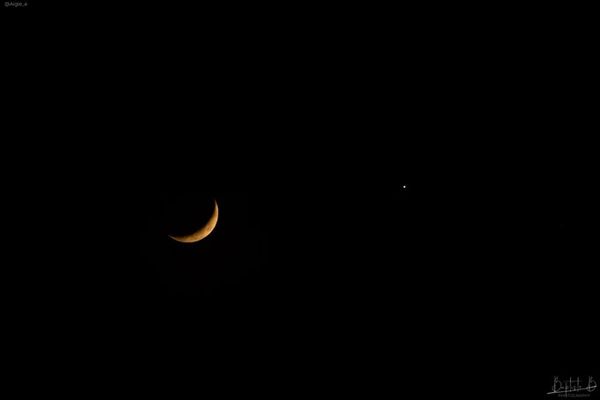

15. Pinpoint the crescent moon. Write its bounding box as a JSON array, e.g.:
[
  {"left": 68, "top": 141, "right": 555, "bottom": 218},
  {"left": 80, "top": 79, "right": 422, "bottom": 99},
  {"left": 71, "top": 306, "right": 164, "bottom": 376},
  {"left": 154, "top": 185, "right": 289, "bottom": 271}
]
[{"left": 169, "top": 199, "right": 219, "bottom": 243}]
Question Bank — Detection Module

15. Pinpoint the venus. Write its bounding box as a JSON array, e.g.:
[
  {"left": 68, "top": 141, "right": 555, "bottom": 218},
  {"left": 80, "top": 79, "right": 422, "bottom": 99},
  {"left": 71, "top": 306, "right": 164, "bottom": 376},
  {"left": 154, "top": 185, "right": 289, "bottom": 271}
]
[{"left": 169, "top": 199, "right": 219, "bottom": 243}]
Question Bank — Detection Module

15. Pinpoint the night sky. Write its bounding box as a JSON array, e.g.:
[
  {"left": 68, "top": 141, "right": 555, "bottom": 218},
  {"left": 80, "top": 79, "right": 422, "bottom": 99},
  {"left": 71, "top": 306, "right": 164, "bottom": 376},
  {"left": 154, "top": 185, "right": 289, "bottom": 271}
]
[{"left": 4, "top": 3, "right": 597, "bottom": 397}]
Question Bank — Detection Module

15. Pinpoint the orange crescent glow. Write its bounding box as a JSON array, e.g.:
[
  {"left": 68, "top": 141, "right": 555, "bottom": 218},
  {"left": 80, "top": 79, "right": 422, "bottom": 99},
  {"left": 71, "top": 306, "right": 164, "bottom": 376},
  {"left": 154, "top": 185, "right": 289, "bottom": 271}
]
[{"left": 169, "top": 199, "right": 219, "bottom": 243}]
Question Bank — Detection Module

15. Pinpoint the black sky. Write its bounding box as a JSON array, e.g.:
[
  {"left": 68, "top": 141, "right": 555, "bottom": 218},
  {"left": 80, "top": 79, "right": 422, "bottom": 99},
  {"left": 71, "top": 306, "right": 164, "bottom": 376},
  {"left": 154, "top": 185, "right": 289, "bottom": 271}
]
[{"left": 4, "top": 3, "right": 597, "bottom": 397}]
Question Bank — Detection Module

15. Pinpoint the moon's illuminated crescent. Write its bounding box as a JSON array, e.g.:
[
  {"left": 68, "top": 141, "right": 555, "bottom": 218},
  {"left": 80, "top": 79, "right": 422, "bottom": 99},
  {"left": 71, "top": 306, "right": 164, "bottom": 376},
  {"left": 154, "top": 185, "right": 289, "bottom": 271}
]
[{"left": 169, "top": 199, "right": 219, "bottom": 243}]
